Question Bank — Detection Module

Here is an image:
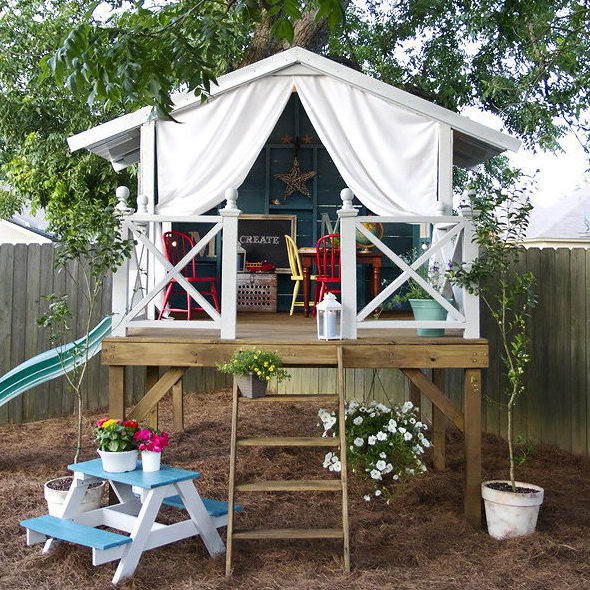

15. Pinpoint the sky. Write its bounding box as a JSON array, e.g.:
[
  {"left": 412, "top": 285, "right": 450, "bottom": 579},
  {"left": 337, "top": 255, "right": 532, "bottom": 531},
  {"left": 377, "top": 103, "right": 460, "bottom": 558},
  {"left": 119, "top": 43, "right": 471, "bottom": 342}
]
[{"left": 463, "top": 107, "right": 589, "bottom": 207}]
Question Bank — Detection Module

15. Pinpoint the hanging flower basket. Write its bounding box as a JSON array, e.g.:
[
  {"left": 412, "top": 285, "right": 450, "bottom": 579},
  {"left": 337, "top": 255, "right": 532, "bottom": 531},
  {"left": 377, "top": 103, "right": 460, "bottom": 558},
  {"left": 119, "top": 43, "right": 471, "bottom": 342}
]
[{"left": 236, "top": 374, "right": 268, "bottom": 398}]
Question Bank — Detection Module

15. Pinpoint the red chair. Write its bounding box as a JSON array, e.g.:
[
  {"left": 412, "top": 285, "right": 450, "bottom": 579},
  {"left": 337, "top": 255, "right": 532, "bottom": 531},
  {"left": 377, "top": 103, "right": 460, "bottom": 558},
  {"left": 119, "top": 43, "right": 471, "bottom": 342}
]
[
  {"left": 313, "top": 233, "right": 341, "bottom": 315},
  {"left": 158, "top": 231, "right": 220, "bottom": 320}
]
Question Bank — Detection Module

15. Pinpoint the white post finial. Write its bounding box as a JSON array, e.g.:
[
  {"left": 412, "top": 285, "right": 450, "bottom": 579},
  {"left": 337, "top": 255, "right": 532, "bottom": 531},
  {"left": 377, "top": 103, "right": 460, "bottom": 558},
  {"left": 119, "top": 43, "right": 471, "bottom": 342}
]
[
  {"left": 115, "top": 186, "right": 131, "bottom": 213},
  {"left": 136, "top": 193, "right": 149, "bottom": 214},
  {"left": 339, "top": 188, "right": 354, "bottom": 211},
  {"left": 223, "top": 188, "right": 239, "bottom": 211}
]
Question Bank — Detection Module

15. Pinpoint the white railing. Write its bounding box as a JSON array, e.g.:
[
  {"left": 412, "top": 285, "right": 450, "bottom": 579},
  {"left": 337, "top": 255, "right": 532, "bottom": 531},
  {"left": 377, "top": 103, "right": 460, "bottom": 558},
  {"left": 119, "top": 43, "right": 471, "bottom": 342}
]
[
  {"left": 111, "top": 188, "right": 240, "bottom": 339},
  {"left": 337, "top": 189, "right": 479, "bottom": 339}
]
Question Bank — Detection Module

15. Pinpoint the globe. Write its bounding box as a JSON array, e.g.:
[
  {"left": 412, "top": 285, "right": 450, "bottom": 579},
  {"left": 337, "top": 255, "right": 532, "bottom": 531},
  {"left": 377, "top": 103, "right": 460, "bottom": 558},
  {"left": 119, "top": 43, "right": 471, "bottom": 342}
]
[{"left": 356, "top": 221, "right": 384, "bottom": 253}]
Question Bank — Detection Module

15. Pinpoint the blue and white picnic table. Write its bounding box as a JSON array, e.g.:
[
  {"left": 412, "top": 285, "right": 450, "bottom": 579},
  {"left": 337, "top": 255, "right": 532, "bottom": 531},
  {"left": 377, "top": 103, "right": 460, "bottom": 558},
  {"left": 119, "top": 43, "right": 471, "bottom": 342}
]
[{"left": 21, "top": 459, "right": 237, "bottom": 584}]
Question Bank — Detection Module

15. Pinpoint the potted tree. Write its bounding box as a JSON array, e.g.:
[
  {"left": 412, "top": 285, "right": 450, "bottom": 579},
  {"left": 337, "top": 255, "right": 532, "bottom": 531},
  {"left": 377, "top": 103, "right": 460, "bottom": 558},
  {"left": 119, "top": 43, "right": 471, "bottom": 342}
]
[
  {"left": 39, "top": 197, "right": 134, "bottom": 512},
  {"left": 450, "top": 175, "right": 541, "bottom": 539}
]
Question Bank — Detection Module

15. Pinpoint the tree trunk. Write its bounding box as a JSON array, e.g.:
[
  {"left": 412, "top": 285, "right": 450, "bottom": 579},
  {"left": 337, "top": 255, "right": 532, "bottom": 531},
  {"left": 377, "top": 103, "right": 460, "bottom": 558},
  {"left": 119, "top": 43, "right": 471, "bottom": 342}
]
[{"left": 239, "top": 9, "right": 331, "bottom": 67}]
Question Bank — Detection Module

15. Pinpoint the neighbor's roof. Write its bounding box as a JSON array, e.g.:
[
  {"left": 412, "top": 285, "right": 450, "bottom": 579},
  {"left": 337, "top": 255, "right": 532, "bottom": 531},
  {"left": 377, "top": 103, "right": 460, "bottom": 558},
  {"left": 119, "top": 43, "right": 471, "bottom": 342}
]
[{"left": 68, "top": 46, "right": 521, "bottom": 171}]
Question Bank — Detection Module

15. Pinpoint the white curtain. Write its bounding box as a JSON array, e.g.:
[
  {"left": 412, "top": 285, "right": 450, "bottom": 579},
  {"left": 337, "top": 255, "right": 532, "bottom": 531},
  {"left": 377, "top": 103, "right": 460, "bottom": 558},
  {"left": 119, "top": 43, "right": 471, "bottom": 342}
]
[
  {"left": 156, "top": 76, "right": 295, "bottom": 214},
  {"left": 294, "top": 76, "right": 439, "bottom": 216},
  {"left": 156, "top": 75, "right": 439, "bottom": 216}
]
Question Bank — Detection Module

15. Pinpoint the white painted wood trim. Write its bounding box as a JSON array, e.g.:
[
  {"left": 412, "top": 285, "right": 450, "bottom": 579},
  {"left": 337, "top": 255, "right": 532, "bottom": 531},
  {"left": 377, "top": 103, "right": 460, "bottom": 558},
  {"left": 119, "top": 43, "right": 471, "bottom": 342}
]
[
  {"left": 460, "top": 213, "right": 480, "bottom": 338},
  {"left": 129, "top": 214, "right": 223, "bottom": 223},
  {"left": 140, "top": 122, "right": 156, "bottom": 214},
  {"left": 437, "top": 123, "right": 453, "bottom": 214},
  {"left": 338, "top": 188, "right": 358, "bottom": 340},
  {"left": 125, "top": 319, "right": 220, "bottom": 330}
]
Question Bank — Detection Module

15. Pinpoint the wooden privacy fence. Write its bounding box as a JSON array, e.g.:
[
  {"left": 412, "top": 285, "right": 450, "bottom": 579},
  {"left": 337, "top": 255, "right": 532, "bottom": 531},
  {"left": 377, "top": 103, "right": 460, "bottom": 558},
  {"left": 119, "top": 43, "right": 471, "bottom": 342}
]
[{"left": 2, "top": 244, "right": 590, "bottom": 459}]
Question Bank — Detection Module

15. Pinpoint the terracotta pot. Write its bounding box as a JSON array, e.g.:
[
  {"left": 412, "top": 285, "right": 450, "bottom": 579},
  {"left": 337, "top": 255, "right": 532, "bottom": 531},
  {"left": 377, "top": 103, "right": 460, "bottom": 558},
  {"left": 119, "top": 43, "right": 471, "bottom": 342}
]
[
  {"left": 44, "top": 476, "right": 105, "bottom": 517},
  {"left": 482, "top": 480, "right": 544, "bottom": 539}
]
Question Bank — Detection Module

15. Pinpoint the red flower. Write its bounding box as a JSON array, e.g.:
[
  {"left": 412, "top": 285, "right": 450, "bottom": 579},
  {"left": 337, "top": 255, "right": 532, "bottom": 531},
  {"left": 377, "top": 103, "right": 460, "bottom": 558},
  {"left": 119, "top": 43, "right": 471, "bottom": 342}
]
[{"left": 124, "top": 420, "right": 138, "bottom": 428}]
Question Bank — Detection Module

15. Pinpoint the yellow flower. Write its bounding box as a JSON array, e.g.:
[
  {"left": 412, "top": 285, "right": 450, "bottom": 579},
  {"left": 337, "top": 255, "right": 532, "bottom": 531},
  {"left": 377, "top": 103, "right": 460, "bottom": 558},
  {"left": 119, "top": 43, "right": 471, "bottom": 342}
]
[
  {"left": 254, "top": 355, "right": 258, "bottom": 360},
  {"left": 101, "top": 419, "right": 118, "bottom": 428},
  {"left": 269, "top": 366, "right": 275, "bottom": 372},
  {"left": 256, "top": 350, "right": 261, "bottom": 355},
  {"left": 266, "top": 376, "right": 271, "bottom": 381},
  {"left": 264, "top": 361, "right": 268, "bottom": 367}
]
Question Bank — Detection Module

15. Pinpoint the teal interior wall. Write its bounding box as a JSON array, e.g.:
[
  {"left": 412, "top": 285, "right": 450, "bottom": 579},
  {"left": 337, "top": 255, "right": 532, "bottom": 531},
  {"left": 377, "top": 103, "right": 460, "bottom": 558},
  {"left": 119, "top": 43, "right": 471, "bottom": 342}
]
[{"left": 171, "top": 93, "right": 418, "bottom": 312}]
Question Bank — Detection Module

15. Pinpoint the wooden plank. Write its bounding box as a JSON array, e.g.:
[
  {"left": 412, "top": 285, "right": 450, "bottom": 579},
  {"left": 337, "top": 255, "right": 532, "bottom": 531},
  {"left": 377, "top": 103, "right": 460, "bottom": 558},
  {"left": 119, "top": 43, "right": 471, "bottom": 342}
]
[
  {"left": 555, "top": 248, "right": 572, "bottom": 452},
  {"left": 240, "top": 394, "right": 338, "bottom": 403},
  {"left": 145, "top": 366, "right": 159, "bottom": 429},
  {"left": 128, "top": 367, "right": 186, "bottom": 422},
  {"left": 225, "top": 379, "right": 239, "bottom": 577},
  {"left": 570, "top": 248, "right": 586, "bottom": 455},
  {"left": 408, "top": 381, "right": 421, "bottom": 418},
  {"left": 524, "top": 248, "right": 542, "bottom": 445},
  {"left": 337, "top": 346, "right": 350, "bottom": 573},
  {"left": 22, "top": 245, "right": 41, "bottom": 422},
  {"left": 108, "top": 366, "right": 126, "bottom": 420},
  {"left": 172, "top": 378, "right": 184, "bottom": 431},
  {"left": 400, "top": 369, "right": 464, "bottom": 431},
  {"left": 0, "top": 245, "right": 15, "bottom": 424},
  {"left": 463, "top": 368, "right": 481, "bottom": 527},
  {"left": 432, "top": 369, "right": 446, "bottom": 470},
  {"left": 9, "top": 244, "right": 28, "bottom": 423},
  {"left": 236, "top": 480, "right": 342, "bottom": 492},
  {"left": 232, "top": 528, "right": 343, "bottom": 540},
  {"left": 237, "top": 437, "right": 339, "bottom": 447}
]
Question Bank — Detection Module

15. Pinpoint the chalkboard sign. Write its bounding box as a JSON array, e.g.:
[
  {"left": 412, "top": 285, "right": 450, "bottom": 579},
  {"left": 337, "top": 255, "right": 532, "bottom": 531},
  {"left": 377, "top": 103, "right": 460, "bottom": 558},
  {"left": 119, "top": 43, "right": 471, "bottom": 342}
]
[{"left": 238, "top": 214, "right": 296, "bottom": 273}]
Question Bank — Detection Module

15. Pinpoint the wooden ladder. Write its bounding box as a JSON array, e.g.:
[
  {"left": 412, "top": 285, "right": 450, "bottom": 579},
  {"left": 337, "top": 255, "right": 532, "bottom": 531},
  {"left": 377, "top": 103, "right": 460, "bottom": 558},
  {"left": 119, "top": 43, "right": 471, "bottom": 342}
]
[{"left": 225, "top": 346, "right": 349, "bottom": 575}]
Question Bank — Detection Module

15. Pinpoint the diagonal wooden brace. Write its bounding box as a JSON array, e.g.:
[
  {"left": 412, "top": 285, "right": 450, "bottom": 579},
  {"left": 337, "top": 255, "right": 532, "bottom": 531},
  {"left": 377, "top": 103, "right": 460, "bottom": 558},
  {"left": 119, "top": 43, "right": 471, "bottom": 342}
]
[
  {"left": 400, "top": 368, "right": 464, "bottom": 432},
  {"left": 128, "top": 367, "right": 187, "bottom": 422}
]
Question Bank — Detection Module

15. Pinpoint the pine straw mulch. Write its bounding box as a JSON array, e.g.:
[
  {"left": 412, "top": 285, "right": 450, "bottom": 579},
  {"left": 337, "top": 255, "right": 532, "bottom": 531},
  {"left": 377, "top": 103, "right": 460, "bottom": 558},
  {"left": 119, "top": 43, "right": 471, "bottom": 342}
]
[{"left": 2, "top": 389, "right": 590, "bottom": 590}]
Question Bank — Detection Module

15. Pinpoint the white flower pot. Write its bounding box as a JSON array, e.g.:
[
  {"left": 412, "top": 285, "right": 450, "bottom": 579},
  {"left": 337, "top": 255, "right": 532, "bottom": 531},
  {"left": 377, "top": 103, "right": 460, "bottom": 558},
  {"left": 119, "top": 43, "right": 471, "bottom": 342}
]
[
  {"left": 97, "top": 449, "right": 138, "bottom": 472},
  {"left": 482, "top": 480, "right": 544, "bottom": 539},
  {"left": 44, "top": 476, "right": 105, "bottom": 517},
  {"left": 141, "top": 450, "right": 161, "bottom": 472}
]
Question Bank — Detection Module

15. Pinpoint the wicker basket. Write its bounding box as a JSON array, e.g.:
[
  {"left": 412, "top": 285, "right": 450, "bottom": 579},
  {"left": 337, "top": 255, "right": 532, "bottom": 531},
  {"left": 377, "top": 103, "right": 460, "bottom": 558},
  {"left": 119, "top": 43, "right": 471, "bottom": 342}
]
[{"left": 237, "top": 272, "right": 277, "bottom": 312}]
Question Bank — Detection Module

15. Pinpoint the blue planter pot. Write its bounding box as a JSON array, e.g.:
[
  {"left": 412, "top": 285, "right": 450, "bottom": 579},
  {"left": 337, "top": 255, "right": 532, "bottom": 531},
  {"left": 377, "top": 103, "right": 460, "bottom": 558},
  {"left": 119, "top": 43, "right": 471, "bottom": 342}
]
[{"left": 409, "top": 299, "right": 447, "bottom": 337}]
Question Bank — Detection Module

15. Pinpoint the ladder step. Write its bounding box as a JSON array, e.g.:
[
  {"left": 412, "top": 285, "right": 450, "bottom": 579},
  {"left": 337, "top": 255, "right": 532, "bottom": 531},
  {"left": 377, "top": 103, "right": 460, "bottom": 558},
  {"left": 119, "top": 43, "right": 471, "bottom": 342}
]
[
  {"left": 236, "top": 479, "right": 342, "bottom": 492},
  {"left": 237, "top": 436, "right": 339, "bottom": 447},
  {"left": 233, "top": 528, "right": 344, "bottom": 540},
  {"left": 239, "top": 394, "right": 339, "bottom": 403}
]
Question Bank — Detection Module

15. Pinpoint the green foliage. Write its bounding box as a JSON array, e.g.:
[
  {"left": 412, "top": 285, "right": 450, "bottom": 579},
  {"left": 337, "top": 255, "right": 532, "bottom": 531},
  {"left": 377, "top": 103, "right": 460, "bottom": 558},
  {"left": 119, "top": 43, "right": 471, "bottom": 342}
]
[
  {"left": 448, "top": 166, "right": 537, "bottom": 490},
  {"left": 318, "top": 400, "right": 430, "bottom": 501},
  {"left": 94, "top": 419, "right": 140, "bottom": 452},
  {"left": 217, "top": 348, "right": 291, "bottom": 383}
]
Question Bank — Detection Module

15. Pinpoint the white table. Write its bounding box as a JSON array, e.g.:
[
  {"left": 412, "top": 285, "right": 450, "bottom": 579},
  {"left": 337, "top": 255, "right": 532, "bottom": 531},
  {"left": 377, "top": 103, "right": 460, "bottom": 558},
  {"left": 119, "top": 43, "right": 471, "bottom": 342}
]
[{"left": 21, "top": 459, "right": 227, "bottom": 584}]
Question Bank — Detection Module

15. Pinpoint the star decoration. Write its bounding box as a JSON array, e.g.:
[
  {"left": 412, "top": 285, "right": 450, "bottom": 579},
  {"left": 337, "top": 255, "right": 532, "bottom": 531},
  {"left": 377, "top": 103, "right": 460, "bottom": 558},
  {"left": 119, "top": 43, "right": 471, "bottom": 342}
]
[
  {"left": 301, "top": 134, "right": 313, "bottom": 144},
  {"left": 274, "top": 157, "right": 317, "bottom": 198},
  {"left": 281, "top": 134, "right": 293, "bottom": 144}
]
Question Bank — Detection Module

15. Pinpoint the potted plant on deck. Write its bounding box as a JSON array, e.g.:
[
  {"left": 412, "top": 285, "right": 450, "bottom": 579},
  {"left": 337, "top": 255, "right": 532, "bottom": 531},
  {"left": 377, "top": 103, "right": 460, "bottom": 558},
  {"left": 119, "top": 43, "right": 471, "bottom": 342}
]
[
  {"left": 450, "top": 177, "right": 541, "bottom": 539},
  {"left": 393, "top": 251, "right": 453, "bottom": 337},
  {"left": 217, "top": 348, "right": 290, "bottom": 398}
]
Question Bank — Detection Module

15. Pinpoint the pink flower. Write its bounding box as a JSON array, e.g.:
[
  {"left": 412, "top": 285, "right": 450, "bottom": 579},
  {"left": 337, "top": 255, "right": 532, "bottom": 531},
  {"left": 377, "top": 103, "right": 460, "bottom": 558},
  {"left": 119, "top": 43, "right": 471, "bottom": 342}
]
[
  {"left": 153, "top": 446, "right": 161, "bottom": 453},
  {"left": 96, "top": 418, "right": 107, "bottom": 427},
  {"left": 138, "top": 443, "right": 146, "bottom": 451}
]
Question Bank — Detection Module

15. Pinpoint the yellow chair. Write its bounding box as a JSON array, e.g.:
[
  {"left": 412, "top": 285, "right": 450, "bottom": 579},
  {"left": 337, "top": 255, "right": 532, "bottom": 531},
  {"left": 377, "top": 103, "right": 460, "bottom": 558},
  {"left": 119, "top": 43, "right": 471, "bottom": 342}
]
[{"left": 285, "top": 235, "right": 315, "bottom": 316}]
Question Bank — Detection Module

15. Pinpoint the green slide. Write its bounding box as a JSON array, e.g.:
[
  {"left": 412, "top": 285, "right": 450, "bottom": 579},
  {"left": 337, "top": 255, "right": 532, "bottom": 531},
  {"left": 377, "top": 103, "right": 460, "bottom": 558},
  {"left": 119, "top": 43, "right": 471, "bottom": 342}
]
[{"left": 0, "top": 316, "right": 112, "bottom": 409}]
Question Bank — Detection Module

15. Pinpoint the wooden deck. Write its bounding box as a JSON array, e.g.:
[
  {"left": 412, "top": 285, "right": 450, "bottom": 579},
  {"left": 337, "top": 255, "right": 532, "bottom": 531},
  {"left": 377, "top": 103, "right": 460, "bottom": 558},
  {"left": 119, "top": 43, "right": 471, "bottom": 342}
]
[{"left": 101, "top": 312, "right": 487, "bottom": 528}]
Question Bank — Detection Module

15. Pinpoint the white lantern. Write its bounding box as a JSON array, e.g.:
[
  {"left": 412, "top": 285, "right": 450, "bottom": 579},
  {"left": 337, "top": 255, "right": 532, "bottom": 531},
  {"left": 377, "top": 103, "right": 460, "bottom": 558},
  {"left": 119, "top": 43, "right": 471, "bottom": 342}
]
[
  {"left": 237, "top": 242, "right": 247, "bottom": 272},
  {"left": 316, "top": 292, "right": 342, "bottom": 340}
]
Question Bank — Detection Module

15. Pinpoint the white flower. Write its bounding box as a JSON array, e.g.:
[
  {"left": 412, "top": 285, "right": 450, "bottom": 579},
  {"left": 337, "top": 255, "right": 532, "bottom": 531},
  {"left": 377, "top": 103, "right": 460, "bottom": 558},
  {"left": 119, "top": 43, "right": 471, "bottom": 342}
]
[
  {"left": 393, "top": 474, "right": 399, "bottom": 480},
  {"left": 376, "top": 431, "right": 387, "bottom": 441},
  {"left": 416, "top": 421, "right": 423, "bottom": 429},
  {"left": 409, "top": 417, "right": 416, "bottom": 425},
  {"left": 376, "top": 403, "right": 390, "bottom": 413},
  {"left": 354, "top": 437, "right": 364, "bottom": 447},
  {"left": 415, "top": 445, "right": 424, "bottom": 454},
  {"left": 420, "top": 464, "right": 427, "bottom": 472},
  {"left": 323, "top": 452, "right": 334, "bottom": 468},
  {"left": 406, "top": 468, "right": 415, "bottom": 475},
  {"left": 374, "top": 489, "right": 382, "bottom": 497},
  {"left": 348, "top": 400, "right": 359, "bottom": 412},
  {"left": 375, "top": 460, "right": 387, "bottom": 471},
  {"left": 404, "top": 431, "right": 413, "bottom": 441},
  {"left": 368, "top": 435, "right": 377, "bottom": 446},
  {"left": 422, "top": 438, "right": 431, "bottom": 448},
  {"left": 388, "top": 418, "right": 397, "bottom": 428},
  {"left": 370, "top": 469, "right": 382, "bottom": 480},
  {"left": 329, "top": 460, "right": 342, "bottom": 472},
  {"left": 402, "top": 401, "right": 414, "bottom": 413},
  {"left": 387, "top": 423, "right": 397, "bottom": 433},
  {"left": 353, "top": 416, "right": 363, "bottom": 426},
  {"left": 384, "top": 463, "right": 393, "bottom": 473},
  {"left": 363, "top": 494, "right": 371, "bottom": 501},
  {"left": 369, "top": 412, "right": 376, "bottom": 418},
  {"left": 379, "top": 452, "right": 387, "bottom": 459},
  {"left": 398, "top": 427, "right": 406, "bottom": 434}
]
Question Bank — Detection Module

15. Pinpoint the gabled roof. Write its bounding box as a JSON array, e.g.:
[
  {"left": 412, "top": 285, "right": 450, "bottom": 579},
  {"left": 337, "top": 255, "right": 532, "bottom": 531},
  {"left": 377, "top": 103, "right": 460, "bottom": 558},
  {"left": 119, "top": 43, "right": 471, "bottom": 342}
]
[{"left": 68, "top": 46, "right": 520, "bottom": 171}]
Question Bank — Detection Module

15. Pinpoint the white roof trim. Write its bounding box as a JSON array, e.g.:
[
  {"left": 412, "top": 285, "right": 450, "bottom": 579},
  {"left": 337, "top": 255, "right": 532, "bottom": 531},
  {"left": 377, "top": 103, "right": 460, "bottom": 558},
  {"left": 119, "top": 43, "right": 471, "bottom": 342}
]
[{"left": 68, "top": 46, "right": 520, "bottom": 166}]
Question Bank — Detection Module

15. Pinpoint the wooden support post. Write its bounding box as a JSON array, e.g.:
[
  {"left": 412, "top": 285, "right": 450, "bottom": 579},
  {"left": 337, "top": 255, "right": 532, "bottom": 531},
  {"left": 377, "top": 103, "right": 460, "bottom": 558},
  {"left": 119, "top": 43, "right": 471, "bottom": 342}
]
[
  {"left": 172, "top": 378, "right": 184, "bottom": 431},
  {"left": 463, "top": 368, "right": 482, "bottom": 527},
  {"left": 128, "top": 367, "right": 186, "bottom": 422},
  {"left": 409, "top": 381, "right": 421, "bottom": 420},
  {"left": 432, "top": 369, "right": 446, "bottom": 471},
  {"left": 145, "top": 366, "right": 159, "bottom": 429},
  {"left": 225, "top": 379, "right": 239, "bottom": 577},
  {"left": 108, "top": 366, "right": 125, "bottom": 420},
  {"left": 337, "top": 347, "right": 350, "bottom": 573}
]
